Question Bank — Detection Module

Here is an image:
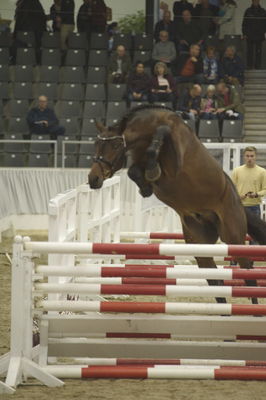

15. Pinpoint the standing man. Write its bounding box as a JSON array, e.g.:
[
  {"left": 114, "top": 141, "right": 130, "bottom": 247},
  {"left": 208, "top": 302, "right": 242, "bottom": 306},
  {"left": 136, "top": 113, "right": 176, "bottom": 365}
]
[
  {"left": 232, "top": 146, "right": 266, "bottom": 218},
  {"left": 60, "top": 0, "right": 75, "bottom": 50},
  {"left": 242, "top": 0, "right": 266, "bottom": 69},
  {"left": 27, "top": 95, "right": 65, "bottom": 140}
]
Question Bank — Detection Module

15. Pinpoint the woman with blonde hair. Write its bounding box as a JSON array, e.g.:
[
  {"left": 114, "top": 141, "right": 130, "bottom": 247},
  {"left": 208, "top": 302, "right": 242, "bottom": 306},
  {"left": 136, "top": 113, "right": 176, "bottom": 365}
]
[{"left": 150, "top": 62, "right": 176, "bottom": 105}]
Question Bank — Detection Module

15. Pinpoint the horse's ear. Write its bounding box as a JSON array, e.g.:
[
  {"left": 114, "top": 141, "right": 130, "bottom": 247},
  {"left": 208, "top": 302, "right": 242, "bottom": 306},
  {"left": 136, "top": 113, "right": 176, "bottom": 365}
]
[{"left": 95, "top": 120, "right": 106, "bottom": 133}]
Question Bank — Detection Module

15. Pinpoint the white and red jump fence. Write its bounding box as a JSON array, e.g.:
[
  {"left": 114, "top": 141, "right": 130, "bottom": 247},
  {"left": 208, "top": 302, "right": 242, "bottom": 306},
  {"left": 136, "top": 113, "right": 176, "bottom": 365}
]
[{"left": 1, "top": 236, "right": 266, "bottom": 393}]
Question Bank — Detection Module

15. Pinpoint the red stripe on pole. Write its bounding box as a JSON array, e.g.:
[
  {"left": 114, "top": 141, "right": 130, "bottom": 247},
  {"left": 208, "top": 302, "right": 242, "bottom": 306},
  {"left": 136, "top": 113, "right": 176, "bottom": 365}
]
[
  {"left": 228, "top": 245, "right": 266, "bottom": 257},
  {"left": 215, "top": 367, "right": 266, "bottom": 380},
  {"left": 232, "top": 304, "right": 266, "bottom": 315},
  {"left": 232, "top": 287, "right": 266, "bottom": 298},
  {"left": 237, "top": 335, "right": 266, "bottom": 341},
  {"left": 100, "top": 302, "right": 166, "bottom": 313},
  {"left": 101, "top": 267, "right": 167, "bottom": 278},
  {"left": 224, "top": 279, "right": 266, "bottom": 287},
  {"left": 232, "top": 270, "right": 266, "bottom": 279},
  {"left": 92, "top": 243, "right": 160, "bottom": 255},
  {"left": 149, "top": 233, "right": 184, "bottom": 240},
  {"left": 117, "top": 359, "right": 181, "bottom": 365},
  {"left": 106, "top": 333, "right": 171, "bottom": 339},
  {"left": 125, "top": 254, "right": 175, "bottom": 260},
  {"left": 82, "top": 366, "right": 148, "bottom": 379},
  {"left": 100, "top": 284, "right": 167, "bottom": 296},
  {"left": 225, "top": 257, "right": 266, "bottom": 261}
]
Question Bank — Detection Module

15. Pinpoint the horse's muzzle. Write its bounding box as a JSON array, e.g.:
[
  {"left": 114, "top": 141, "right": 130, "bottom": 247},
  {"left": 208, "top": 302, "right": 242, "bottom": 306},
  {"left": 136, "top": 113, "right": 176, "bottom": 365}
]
[{"left": 88, "top": 174, "right": 103, "bottom": 189}]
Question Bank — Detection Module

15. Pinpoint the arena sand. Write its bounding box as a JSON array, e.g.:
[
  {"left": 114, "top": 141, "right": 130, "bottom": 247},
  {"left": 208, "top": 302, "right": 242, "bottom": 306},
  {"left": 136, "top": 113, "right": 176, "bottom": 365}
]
[{"left": 1, "top": 232, "right": 266, "bottom": 400}]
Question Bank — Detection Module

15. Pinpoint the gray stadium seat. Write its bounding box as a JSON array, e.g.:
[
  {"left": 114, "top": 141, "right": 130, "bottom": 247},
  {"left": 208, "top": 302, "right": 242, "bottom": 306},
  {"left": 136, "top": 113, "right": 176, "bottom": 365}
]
[
  {"left": 83, "top": 101, "right": 106, "bottom": 119},
  {"left": 16, "top": 48, "right": 36, "bottom": 65},
  {"left": 106, "top": 101, "right": 127, "bottom": 120},
  {"left": 133, "top": 34, "right": 153, "bottom": 50},
  {"left": 88, "top": 50, "right": 108, "bottom": 66},
  {"left": 11, "top": 65, "right": 34, "bottom": 82},
  {"left": 221, "top": 120, "right": 243, "bottom": 141},
  {"left": 59, "top": 83, "right": 85, "bottom": 101},
  {"left": 107, "top": 84, "right": 126, "bottom": 101},
  {"left": 41, "top": 32, "right": 60, "bottom": 48},
  {"left": 85, "top": 84, "right": 106, "bottom": 101},
  {"left": 28, "top": 153, "right": 49, "bottom": 167},
  {"left": 0, "top": 48, "right": 10, "bottom": 64},
  {"left": 89, "top": 33, "right": 109, "bottom": 49},
  {"left": 41, "top": 49, "right": 61, "bottom": 66},
  {"left": 37, "top": 65, "right": 60, "bottom": 83},
  {"left": 68, "top": 32, "right": 88, "bottom": 50},
  {"left": 0, "top": 64, "right": 9, "bottom": 81},
  {"left": 86, "top": 66, "right": 106, "bottom": 83},
  {"left": 4, "top": 99, "right": 30, "bottom": 118},
  {"left": 59, "top": 66, "right": 85, "bottom": 83},
  {"left": 16, "top": 31, "right": 36, "bottom": 47},
  {"left": 198, "top": 119, "right": 220, "bottom": 141},
  {"left": 11, "top": 82, "right": 33, "bottom": 99},
  {"left": 64, "top": 49, "right": 87, "bottom": 66},
  {"left": 55, "top": 100, "right": 82, "bottom": 118}
]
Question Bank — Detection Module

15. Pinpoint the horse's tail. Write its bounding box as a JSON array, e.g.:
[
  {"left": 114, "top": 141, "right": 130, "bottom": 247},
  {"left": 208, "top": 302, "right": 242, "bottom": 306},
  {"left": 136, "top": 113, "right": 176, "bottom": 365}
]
[{"left": 245, "top": 208, "right": 266, "bottom": 245}]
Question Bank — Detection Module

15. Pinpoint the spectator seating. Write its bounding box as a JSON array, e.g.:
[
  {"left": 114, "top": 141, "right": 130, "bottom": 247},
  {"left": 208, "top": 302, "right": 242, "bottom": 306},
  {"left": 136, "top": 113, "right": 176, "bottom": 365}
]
[
  {"left": 0, "top": 48, "right": 10, "bottom": 64},
  {"left": 85, "top": 84, "right": 106, "bottom": 101},
  {"left": 58, "top": 83, "right": 85, "bottom": 101},
  {"left": 28, "top": 153, "right": 49, "bottom": 167},
  {"left": 83, "top": 101, "right": 106, "bottom": 119},
  {"left": 3, "top": 133, "right": 26, "bottom": 153},
  {"left": 113, "top": 33, "right": 132, "bottom": 50},
  {"left": 11, "top": 82, "right": 33, "bottom": 99},
  {"left": 64, "top": 49, "right": 87, "bottom": 66},
  {"left": 107, "top": 84, "right": 126, "bottom": 101},
  {"left": 86, "top": 66, "right": 106, "bottom": 83},
  {"left": 106, "top": 101, "right": 127, "bottom": 120},
  {"left": 16, "top": 31, "right": 36, "bottom": 48},
  {"left": 198, "top": 119, "right": 220, "bottom": 141},
  {"left": 68, "top": 32, "right": 88, "bottom": 50},
  {"left": 55, "top": 100, "right": 82, "bottom": 118},
  {"left": 81, "top": 119, "right": 99, "bottom": 138},
  {"left": 89, "top": 33, "right": 109, "bottom": 49},
  {"left": 11, "top": 65, "right": 34, "bottom": 82},
  {"left": 29, "top": 134, "right": 52, "bottom": 154},
  {"left": 3, "top": 153, "right": 26, "bottom": 167},
  {"left": 16, "top": 48, "right": 36, "bottom": 65},
  {"left": 4, "top": 99, "right": 30, "bottom": 118},
  {"left": 0, "top": 64, "right": 9, "bottom": 81},
  {"left": 0, "top": 32, "right": 12, "bottom": 48},
  {"left": 59, "top": 66, "right": 86, "bottom": 83},
  {"left": 221, "top": 119, "right": 243, "bottom": 142},
  {"left": 41, "top": 49, "right": 61, "bottom": 66},
  {"left": 41, "top": 32, "right": 61, "bottom": 48},
  {"left": 33, "top": 82, "right": 58, "bottom": 101},
  {"left": 88, "top": 50, "right": 109, "bottom": 66},
  {"left": 133, "top": 34, "right": 153, "bottom": 50},
  {"left": 37, "top": 65, "right": 60, "bottom": 82}
]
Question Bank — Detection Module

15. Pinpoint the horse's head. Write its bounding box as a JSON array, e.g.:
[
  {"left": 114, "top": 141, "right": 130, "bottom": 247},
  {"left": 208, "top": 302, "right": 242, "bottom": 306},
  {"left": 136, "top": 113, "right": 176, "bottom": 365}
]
[{"left": 88, "top": 121, "right": 127, "bottom": 189}]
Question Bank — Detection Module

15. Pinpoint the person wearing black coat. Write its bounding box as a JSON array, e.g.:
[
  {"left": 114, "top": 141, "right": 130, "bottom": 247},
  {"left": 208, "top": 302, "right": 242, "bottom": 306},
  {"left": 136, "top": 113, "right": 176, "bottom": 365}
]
[
  {"left": 154, "top": 10, "right": 175, "bottom": 42},
  {"left": 173, "top": 0, "right": 194, "bottom": 23},
  {"left": 77, "top": 0, "right": 92, "bottom": 36},
  {"left": 193, "top": 0, "right": 219, "bottom": 39},
  {"left": 14, "top": 0, "right": 46, "bottom": 47},
  {"left": 242, "top": 0, "right": 266, "bottom": 69}
]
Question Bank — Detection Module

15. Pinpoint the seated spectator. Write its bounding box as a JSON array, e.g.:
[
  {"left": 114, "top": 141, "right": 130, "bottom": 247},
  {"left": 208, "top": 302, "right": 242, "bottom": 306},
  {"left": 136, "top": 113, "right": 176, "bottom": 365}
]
[
  {"left": 108, "top": 45, "right": 132, "bottom": 83},
  {"left": 152, "top": 30, "right": 177, "bottom": 69},
  {"left": 176, "top": 44, "right": 204, "bottom": 84},
  {"left": 177, "top": 84, "right": 202, "bottom": 120},
  {"left": 216, "top": 82, "right": 244, "bottom": 120},
  {"left": 174, "top": 9, "right": 203, "bottom": 52},
  {"left": 27, "top": 95, "right": 65, "bottom": 139},
  {"left": 200, "top": 84, "right": 218, "bottom": 119},
  {"left": 127, "top": 62, "right": 151, "bottom": 103},
  {"left": 216, "top": 0, "right": 237, "bottom": 40},
  {"left": 173, "top": 0, "right": 194, "bottom": 23},
  {"left": 221, "top": 46, "right": 244, "bottom": 86},
  {"left": 193, "top": 0, "right": 219, "bottom": 40},
  {"left": 150, "top": 62, "right": 176, "bottom": 105},
  {"left": 48, "top": 0, "right": 62, "bottom": 33},
  {"left": 77, "top": 0, "right": 92, "bottom": 37},
  {"left": 154, "top": 10, "right": 175, "bottom": 42},
  {"left": 203, "top": 46, "right": 222, "bottom": 84}
]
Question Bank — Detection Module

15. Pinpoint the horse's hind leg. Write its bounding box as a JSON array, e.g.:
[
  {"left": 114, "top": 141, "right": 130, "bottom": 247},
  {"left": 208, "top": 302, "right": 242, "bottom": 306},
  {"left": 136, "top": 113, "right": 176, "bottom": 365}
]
[
  {"left": 182, "top": 214, "right": 226, "bottom": 303},
  {"left": 128, "top": 164, "right": 153, "bottom": 197},
  {"left": 218, "top": 208, "right": 258, "bottom": 304}
]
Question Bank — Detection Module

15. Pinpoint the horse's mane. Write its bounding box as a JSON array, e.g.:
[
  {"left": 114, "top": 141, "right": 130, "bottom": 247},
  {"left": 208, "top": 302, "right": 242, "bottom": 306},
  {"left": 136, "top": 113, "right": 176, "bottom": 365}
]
[{"left": 109, "top": 104, "right": 174, "bottom": 135}]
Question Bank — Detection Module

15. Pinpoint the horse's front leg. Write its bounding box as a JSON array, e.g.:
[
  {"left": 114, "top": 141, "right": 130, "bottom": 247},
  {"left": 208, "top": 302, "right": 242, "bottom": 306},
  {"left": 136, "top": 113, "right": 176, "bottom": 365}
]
[
  {"left": 145, "top": 125, "right": 171, "bottom": 182},
  {"left": 128, "top": 164, "right": 153, "bottom": 197}
]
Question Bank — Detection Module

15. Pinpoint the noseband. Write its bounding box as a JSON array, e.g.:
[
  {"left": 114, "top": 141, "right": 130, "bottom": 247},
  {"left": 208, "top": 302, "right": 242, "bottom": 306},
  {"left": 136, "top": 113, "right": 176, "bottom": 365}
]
[{"left": 93, "top": 134, "right": 127, "bottom": 177}]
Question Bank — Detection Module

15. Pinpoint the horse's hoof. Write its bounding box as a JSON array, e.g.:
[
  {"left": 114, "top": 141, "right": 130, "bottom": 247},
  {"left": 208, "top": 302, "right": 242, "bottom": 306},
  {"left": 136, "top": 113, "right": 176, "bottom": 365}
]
[
  {"left": 145, "top": 164, "right": 161, "bottom": 182},
  {"left": 139, "top": 185, "right": 153, "bottom": 197}
]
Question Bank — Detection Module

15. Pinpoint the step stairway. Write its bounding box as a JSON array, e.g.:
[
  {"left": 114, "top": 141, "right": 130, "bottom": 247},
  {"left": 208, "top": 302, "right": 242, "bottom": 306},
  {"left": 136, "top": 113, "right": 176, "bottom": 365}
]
[{"left": 243, "top": 70, "right": 266, "bottom": 168}]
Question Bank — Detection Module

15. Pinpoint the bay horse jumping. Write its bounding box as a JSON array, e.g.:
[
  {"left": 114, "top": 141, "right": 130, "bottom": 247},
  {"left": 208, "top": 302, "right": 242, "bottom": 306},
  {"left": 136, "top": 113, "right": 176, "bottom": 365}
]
[{"left": 88, "top": 105, "right": 266, "bottom": 303}]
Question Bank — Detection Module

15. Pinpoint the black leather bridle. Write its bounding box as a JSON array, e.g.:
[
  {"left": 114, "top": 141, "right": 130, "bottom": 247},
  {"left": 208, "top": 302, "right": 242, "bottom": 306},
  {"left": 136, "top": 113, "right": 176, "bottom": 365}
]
[{"left": 93, "top": 134, "right": 127, "bottom": 177}]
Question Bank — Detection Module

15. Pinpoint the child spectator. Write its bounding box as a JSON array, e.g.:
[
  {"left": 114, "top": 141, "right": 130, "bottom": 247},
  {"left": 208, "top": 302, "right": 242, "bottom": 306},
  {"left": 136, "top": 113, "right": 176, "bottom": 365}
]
[
  {"left": 108, "top": 45, "right": 132, "bottom": 83},
  {"left": 177, "top": 84, "right": 202, "bottom": 120},
  {"left": 127, "top": 62, "right": 151, "bottom": 103},
  {"left": 203, "top": 46, "right": 222, "bottom": 84},
  {"left": 200, "top": 84, "right": 218, "bottom": 119},
  {"left": 221, "top": 45, "right": 244, "bottom": 86},
  {"left": 176, "top": 44, "right": 204, "bottom": 84},
  {"left": 152, "top": 31, "right": 177, "bottom": 69},
  {"left": 154, "top": 10, "right": 175, "bottom": 42},
  {"left": 150, "top": 62, "right": 176, "bottom": 105}
]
